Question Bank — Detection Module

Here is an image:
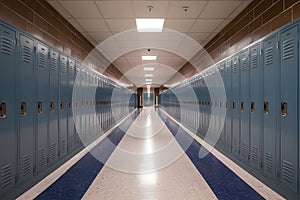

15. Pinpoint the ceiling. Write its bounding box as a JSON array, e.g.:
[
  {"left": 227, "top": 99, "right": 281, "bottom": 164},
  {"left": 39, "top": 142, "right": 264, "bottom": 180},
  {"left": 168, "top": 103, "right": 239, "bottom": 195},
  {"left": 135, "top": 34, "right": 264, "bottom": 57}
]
[{"left": 47, "top": 0, "right": 252, "bottom": 88}]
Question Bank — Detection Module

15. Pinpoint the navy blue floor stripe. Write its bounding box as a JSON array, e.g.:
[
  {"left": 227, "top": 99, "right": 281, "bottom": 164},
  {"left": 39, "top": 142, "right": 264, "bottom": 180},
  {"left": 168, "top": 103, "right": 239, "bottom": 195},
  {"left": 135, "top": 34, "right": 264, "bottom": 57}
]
[
  {"left": 35, "top": 110, "right": 140, "bottom": 200},
  {"left": 158, "top": 110, "right": 264, "bottom": 200}
]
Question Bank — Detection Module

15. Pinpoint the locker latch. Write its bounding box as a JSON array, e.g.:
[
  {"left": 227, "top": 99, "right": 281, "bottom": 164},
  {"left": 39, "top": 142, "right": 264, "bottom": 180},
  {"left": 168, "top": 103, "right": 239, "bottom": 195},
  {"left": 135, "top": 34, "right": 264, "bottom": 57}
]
[
  {"left": 281, "top": 102, "right": 287, "bottom": 117},
  {"left": 38, "top": 101, "right": 43, "bottom": 114},
  {"left": 241, "top": 102, "right": 244, "bottom": 112},
  {"left": 0, "top": 102, "right": 6, "bottom": 119},
  {"left": 68, "top": 102, "right": 72, "bottom": 109},
  {"left": 226, "top": 102, "right": 228, "bottom": 109},
  {"left": 232, "top": 102, "right": 236, "bottom": 110},
  {"left": 50, "top": 101, "right": 54, "bottom": 112},
  {"left": 251, "top": 102, "right": 255, "bottom": 113},
  {"left": 264, "top": 102, "right": 269, "bottom": 115},
  {"left": 60, "top": 101, "right": 64, "bottom": 111},
  {"left": 21, "top": 102, "right": 27, "bottom": 116}
]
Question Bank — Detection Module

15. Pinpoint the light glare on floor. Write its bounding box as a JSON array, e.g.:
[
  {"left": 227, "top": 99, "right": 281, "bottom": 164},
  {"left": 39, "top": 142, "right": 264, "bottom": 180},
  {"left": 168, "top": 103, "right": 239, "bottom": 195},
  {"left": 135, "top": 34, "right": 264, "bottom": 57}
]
[{"left": 136, "top": 18, "right": 164, "bottom": 32}]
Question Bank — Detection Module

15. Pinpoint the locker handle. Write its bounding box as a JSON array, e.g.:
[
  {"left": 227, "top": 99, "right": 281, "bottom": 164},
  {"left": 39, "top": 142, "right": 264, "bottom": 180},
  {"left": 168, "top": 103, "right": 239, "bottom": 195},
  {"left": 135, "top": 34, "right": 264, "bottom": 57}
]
[
  {"left": 21, "top": 102, "right": 27, "bottom": 116},
  {"left": 264, "top": 102, "right": 269, "bottom": 115},
  {"left": 60, "top": 101, "right": 64, "bottom": 111},
  {"left": 50, "top": 101, "right": 54, "bottom": 112},
  {"left": 226, "top": 102, "right": 228, "bottom": 109},
  {"left": 0, "top": 102, "right": 6, "bottom": 119},
  {"left": 281, "top": 102, "right": 287, "bottom": 117},
  {"left": 232, "top": 102, "right": 236, "bottom": 110},
  {"left": 251, "top": 102, "right": 255, "bottom": 113},
  {"left": 38, "top": 101, "right": 43, "bottom": 114},
  {"left": 68, "top": 102, "right": 72, "bottom": 109},
  {"left": 241, "top": 102, "right": 244, "bottom": 112}
]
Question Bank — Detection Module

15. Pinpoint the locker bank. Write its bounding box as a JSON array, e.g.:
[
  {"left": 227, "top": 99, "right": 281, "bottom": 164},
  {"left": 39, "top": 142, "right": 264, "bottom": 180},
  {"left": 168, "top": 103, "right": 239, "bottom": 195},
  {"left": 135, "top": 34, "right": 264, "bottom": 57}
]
[{"left": 1, "top": 0, "right": 300, "bottom": 199}]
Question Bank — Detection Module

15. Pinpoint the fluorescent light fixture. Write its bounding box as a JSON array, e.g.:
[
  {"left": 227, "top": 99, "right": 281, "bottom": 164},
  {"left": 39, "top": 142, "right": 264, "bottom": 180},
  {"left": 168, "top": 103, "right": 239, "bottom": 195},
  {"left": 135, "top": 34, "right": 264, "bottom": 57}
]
[
  {"left": 136, "top": 18, "right": 164, "bottom": 32},
  {"left": 142, "top": 56, "right": 157, "bottom": 61},
  {"left": 145, "top": 74, "right": 153, "bottom": 77},
  {"left": 146, "top": 82, "right": 152, "bottom": 85},
  {"left": 145, "top": 79, "right": 152, "bottom": 82},
  {"left": 144, "top": 67, "right": 155, "bottom": 71}
]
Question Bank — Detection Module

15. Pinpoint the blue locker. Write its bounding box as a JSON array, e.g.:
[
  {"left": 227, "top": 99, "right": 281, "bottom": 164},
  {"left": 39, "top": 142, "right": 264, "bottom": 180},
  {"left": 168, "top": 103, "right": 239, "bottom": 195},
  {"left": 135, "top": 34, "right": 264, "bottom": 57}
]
[
  {"left": 279, "top": 24, "right": 298, "bottom": 192},
  {"left": 239, "top": 49, "right": 250, "bottom": 161},
  {"left": 263, "top": 34, "right": 279, "bottom": 179},
  {"left": 74, "top": 62, "right": 81, "bottom": 148},
  {"left": 67, "top": 58, "right": 75, "bottom": 152},
  {"left": 250, "top": 43, "right": 263, "bottom": 169},
  {"left": 231, "top": 54, "right": 240, "bottom": 156},
  {"left": 217, "top": 62, "right": 225, "bottom": 148},
  {"left": 225, "top": 58, "right": 232, "bottom": 153},
  {"left": 59, "top": 54, "right": 68, "bottom": 157},
  {"left": 0, "top": 23, "right": 17, "bottom": 195},
  {"left": 35, "top": 42, "right": 49, "bottom": 172},
  {"left": 48, "top": 49, "right": 59, "bottom": 165},
  {"left": 17, "top": 32, "right": 35, "bottom": 183}
]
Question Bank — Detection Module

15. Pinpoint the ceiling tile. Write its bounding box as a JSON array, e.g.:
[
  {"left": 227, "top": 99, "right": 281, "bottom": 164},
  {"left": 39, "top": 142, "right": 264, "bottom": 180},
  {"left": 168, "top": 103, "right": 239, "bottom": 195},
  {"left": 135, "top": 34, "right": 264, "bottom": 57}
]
[
  {"left": 106, "top": 19, "right": 136, "bottom": 32},
  {"left": 199, "top": 1, "right": 241, "bottom": 19},
  {"left": 164, "top": 19, "right": 195, "bottom": 32},
  {"left": 59, "top": 1, "right": 103, "bottom": 18},
  {"left": 133, "top": 1, "right": 168, "bottom": 18},
  {"left": 167, "top": 1, "right": 207, "bottom": 19},
  {"left": 47, "top": 1, "right": 72, "bottom": 18},
  {"left": 96, "top": 1, "right": 135, "bottom": 18},
  {"left": 67, "top": 19, "right": 85, "bottom": 32},
  {"left": 186, "top": 32, "right": 210, "bottom": 42},
  {"left": 89, "top": 31, "right": 112, "bottom": 42},
  {"left": 190, "top": 19, "right": 223, "bottom": 32},
  {"left": 229, "top": 1, "right": 251, "bottom": 19},
  {"left": 214, "top": 19, "right": 232, "bottom": 32},
  {"left": 77, "top": 19, "right": 110, "bottom": 32}
]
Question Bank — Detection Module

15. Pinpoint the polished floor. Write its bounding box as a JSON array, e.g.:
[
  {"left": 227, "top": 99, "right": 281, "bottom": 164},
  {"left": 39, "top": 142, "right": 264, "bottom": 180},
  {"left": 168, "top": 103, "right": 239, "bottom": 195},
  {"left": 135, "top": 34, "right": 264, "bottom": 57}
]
[{"left": 18, "top": 108, "right": 283, "bottom": 200}]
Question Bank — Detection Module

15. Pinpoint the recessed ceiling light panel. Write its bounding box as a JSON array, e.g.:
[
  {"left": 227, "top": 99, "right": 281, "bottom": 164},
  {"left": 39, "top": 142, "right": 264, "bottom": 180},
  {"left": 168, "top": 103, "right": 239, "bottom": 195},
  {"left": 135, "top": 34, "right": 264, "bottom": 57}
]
[
  {"left": 136, "top": 18, "right": 164, "bottom": 32},
  {"left": 145, "top": 74, "right": 153, "bottom": 77},
  {"left": 144, "top": 67, "right": 155, "bottom": 71},
  {"left": 142, "top": 56, "right": 157, "bottom": 61}
]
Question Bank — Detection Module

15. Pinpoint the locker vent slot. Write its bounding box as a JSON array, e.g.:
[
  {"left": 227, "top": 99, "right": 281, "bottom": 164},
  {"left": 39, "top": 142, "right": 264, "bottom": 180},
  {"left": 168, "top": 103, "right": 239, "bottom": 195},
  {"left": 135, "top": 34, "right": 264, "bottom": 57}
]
[
  {"left": 264, "top": 47, "right": 273, "bottom": 66},
  {"left": 282, "top": 38, "right": 294, "bottom": 60},
  {"left": 1, "top": 164, "right": 12, "bottom": 188},
  {"left": 49, "top": 143, "right": 57, "bottom": 160},
  {"left": 38, "top": 52, "right": 47, "bottom": 68},
  {"left": 0, "top": 36, "right": 13, "bottom": 56},
  {"left": 50, "top": 53, "right": 58, "bottom": 71},
  {"left": 22, "top": 154, "right": 31, "bottom": 177},
  {"left": 241, "top": 143, "right": 247, "bottom": 157},
  {"left": 264, "top": 152, "right": 273, "bottom": 173},
  {"left": 282, "top": 160, "right": 294, "bottom": 183},
  {"left": 241, "top": 57, "right": 247, "bottom": 71},
  {"left": 0, "top": 102, "right": 7, "bottom": 119},
  {"left": 69, "top": 65, "right": 74, "bottom": 75},
  {"left": 60, "top": 139, "right": 66, "bottom": 155},
  {"left": 22, "top": 45, "right": 32, "bottom": 63},
  {"left": 39, "top": 148, "right": 47, "bottom": 167},
  {"left": 251, "top": 146, "right": 259, "bottom": 165},
  {"left": 60, "top": 57, "right": 67, "bottom": 73},
  {"left": 251, "top": 52, "right": 258, "bottom": 69}
]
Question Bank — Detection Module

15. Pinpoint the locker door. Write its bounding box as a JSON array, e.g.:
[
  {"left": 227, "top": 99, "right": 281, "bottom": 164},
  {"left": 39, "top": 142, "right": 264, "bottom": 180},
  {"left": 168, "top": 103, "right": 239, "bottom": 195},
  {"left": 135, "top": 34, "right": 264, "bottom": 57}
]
[
  {"left": 0, "top": 24, "right": 17, "bottom": 195},
  {"left": 59, "top": 55, "right": 68, "bottom": 157},
  {"left": 232, "top": 54, "right": 240, "bottom": 156},
  {"left": 67, "top": 58, "right": 75, "bottom": 152},
  {"left": 36, "top": 42, "right": 49, "bottom": 172},
  {"left": 74, "top": 62, "right": 81, "bottom": 148},
  {"left": 225, "top": 58, "right": 232, "bottom": 153},
  {"left": 17, "top": 33, "right": 35, "bottom": 183},
  {"left": 218, "top": 63, "right": 225, "bottom": 148},
  {"left": 250, "top": 43, "right": 263, "bottom": 169},
  {"left": 263, "top": 34, "right": 279, "bottom": 180},
  {"left": 280, "top": 25, "right": 298, "bottom": 192},
  {"left": 240, "top": 49, "right": 250, "bottom": 161},
  {"left": 48, "top": 49, "right": 59, "bottom": 165}
]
